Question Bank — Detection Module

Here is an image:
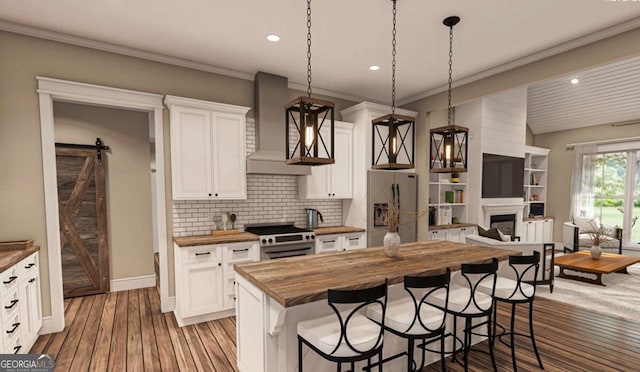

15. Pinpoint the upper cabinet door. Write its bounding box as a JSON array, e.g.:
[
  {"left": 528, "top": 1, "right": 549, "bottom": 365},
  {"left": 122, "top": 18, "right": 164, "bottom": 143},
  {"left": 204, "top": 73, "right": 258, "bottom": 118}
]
[
  {"left": 170, "top": 107, "right": 213, "bottom": 199},
  {"left": 330, "top": 123, "right": 353, "bottom": 198},
  {"left": 298, "top": 121, "right": 354, "bottom": 199},
  {"left": 212, "top": 112, "right": 247, "bottom": 199}
]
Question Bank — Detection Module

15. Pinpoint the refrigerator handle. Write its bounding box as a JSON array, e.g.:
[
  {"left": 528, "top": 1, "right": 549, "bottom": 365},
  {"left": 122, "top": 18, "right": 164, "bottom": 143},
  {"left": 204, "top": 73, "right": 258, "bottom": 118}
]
[{"left": 391, "top": 184, "right": 396, "bottom": 210}]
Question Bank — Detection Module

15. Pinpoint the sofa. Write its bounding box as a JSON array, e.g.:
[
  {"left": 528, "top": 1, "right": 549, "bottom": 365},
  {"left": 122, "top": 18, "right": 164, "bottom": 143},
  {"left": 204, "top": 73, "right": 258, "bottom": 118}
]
[
  {"left": 562, "top": 218, "right": 623, "bottom": 255},
  {"left": 465, "top": 234, "right": 556, "bottom": 292}
]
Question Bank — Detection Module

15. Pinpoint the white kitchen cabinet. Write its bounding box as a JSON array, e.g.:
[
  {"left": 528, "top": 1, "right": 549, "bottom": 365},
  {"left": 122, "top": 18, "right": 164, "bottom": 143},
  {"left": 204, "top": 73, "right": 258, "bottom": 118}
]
[
  {"left": 427, "top": 226, "right": 477, "bottom": 243},
  {"left": 299, "top": 121, "right": 354, "bottom": 199},
  {"left": 0, "top": 251, "right": 42, "bottom": 354},
  {"left": 315, "top": 232, "right": 366, "bottom": 254},
  {"left": 18, "top": 253, "right": 41, "bottom": 353},
  {"left": 166, "top": 95, "right": 250, "bottom": 200},
  {"left": 523, "top": 218, "right": 554, "bottom": 243},
  {"left": 174, "top": 241, "right": 258, "bottom": 326}
]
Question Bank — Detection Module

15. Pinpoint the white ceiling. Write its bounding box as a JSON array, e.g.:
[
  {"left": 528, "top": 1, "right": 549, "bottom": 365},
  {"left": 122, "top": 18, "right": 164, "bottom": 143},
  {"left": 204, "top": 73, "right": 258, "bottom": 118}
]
[
  {"left": 1, "top": 0, "right": 640, "bottom": 105},
  {"left": 527, "top": 55, "right": 640, "bottom": 134}
]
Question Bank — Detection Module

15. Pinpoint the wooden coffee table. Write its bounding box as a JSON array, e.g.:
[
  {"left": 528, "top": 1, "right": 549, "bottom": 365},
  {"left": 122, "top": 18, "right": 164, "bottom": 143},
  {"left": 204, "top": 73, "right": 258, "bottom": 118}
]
[{"left": 555, "top": 251, "right": 640, "bottom": 286}]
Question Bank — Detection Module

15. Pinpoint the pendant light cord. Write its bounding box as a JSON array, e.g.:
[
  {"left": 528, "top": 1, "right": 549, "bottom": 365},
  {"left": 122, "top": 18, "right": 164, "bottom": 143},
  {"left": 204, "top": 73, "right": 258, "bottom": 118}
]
[
  {"left": 391, "top": 0, "right": 397, "bottom": 116},
  {"left": 447, "top": 22, "right": 454, "bottom": 126},
  {"left": 306, "top": 0, "right": 312, "bottom": 97}
]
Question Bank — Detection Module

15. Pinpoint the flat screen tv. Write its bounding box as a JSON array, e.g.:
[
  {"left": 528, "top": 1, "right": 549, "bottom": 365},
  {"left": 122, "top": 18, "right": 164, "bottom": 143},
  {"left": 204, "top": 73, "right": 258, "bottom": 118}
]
[{"left": 482, "top": 153, "right": 524, "bottom": 198}]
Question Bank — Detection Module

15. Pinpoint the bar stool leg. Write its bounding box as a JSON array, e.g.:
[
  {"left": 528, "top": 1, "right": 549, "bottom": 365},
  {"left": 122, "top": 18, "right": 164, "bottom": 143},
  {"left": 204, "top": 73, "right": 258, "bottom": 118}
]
[
  {"left": 298, "top": 338, "right": 303, "bottom": 372},
  {"left": 451, "top": 315, "right": 459, "bottom": 363},
  {"left": 463, "top": 317, "right": 471, "bottom": 372},
  {"left": 407, "top": 338, "right": 414, "bottom": 372},
  {"left": 510, "top": 303, "right": 517, "bottom": 372},
  {"left": 439, "top": 335, "right": 446, "bottom": 372},
  {"left": 489, "top": 311, "right": 497, "bottom": 372},
  {"left": 529, "top": 301, "right": 544, "bottom": 369}
]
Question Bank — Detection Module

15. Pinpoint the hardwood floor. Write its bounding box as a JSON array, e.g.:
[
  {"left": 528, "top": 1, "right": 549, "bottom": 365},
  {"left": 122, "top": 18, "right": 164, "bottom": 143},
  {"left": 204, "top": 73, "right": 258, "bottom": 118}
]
[{"left": 33, "top": 288, "right": 640, "bottom": 371}]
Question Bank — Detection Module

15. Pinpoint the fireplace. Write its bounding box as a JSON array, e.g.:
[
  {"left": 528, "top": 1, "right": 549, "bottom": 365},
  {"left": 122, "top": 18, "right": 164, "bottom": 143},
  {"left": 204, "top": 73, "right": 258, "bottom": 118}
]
[{"left": 490, "top": 214, "right": 516, "bottom": 238}]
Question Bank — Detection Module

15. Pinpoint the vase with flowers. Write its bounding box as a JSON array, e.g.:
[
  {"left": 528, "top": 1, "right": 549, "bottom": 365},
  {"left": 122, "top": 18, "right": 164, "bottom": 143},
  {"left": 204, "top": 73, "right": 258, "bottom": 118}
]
[
  {"left": 382, "top": 202, "right": 402, "bottom": 257},
  {"left": 585, "top": 221, "right": 614, "bottom": 259}
]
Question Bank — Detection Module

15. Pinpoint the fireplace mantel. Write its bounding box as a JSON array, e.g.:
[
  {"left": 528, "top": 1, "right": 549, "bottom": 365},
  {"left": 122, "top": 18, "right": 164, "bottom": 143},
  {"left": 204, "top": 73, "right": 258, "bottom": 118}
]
[{"left": 481, "top": 202, "right": 525, "bottom": 235}]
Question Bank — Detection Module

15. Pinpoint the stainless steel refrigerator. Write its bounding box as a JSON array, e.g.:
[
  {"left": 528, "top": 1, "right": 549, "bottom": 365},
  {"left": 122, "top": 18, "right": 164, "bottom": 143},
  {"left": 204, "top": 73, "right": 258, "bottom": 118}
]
[{"left": 367, "top": 171, "right": 417, "bottom": 247}]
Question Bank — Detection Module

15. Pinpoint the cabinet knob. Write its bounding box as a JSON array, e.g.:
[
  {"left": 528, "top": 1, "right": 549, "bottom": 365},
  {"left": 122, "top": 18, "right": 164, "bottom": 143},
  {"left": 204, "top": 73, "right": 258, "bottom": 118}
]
[
  {"left": 215, "top": 193, "right": 218, "bottom": 197},
  {"left": 208, "top": 193, "right": 212, "bottom": 197},
  {"left": 218, "top": 262, "right": 222, "bottom": 266}
]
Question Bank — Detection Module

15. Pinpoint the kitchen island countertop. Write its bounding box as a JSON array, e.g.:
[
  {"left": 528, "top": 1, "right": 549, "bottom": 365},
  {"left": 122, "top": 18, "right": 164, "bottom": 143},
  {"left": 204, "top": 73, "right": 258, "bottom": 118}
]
[{"left": 234, "top": 240, "right": 518, "bottom": 307}]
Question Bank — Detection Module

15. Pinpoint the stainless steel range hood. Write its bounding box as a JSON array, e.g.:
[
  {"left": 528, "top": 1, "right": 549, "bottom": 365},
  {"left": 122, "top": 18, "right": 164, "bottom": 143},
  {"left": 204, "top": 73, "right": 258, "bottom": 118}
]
[{"left": 246, "top": 72, "right": 311, "bottom": 175}]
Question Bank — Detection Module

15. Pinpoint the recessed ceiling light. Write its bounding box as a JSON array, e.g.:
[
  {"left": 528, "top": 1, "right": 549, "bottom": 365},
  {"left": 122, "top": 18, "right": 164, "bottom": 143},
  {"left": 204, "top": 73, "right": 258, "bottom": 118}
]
[
  {"left": 571, "top": 78, "right": 579, "bottom": 85},
  {"left": 369, "top": 65, "right": 380, "bottom": 71},
  {"left": 266, "top": 34, "right": 280, "bottom": 42}
]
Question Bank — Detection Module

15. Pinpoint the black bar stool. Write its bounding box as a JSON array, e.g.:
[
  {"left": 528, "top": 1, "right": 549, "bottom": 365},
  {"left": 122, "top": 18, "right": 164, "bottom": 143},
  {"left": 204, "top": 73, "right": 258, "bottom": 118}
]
[
  {"left": 433, "top": 258, "right": 498, "bottom": 372},
  {"left": 486, "top": 251, "right": 544, "bottom": 371},
  {"left": 297, "top": 280, "right": 388, "bottom": 371},
  {"left": 367, "top": 269, "right": 450, "bottom": 371}
]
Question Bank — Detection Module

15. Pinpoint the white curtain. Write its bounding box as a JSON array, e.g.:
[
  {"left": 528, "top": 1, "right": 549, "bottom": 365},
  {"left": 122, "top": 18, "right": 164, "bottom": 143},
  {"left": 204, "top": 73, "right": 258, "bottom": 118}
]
[{"left": 570, "top": 143, "right": 598, "bottom": 219}]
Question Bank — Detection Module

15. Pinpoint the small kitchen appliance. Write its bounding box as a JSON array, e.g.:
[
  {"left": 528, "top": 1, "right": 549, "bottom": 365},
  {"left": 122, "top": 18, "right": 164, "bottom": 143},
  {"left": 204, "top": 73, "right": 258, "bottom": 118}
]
[{"left": 304, "top": 208, "right": 323, "bottom": 229}]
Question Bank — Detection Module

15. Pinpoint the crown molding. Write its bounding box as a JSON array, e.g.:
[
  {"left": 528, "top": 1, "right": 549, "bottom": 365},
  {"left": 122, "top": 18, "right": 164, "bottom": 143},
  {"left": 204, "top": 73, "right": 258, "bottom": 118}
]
[
  {"left": 397, "top": 16, "right": 640, "bottom": 106},
  {"left": 0, "top": 20, "right": 369, "bottom": 104}
]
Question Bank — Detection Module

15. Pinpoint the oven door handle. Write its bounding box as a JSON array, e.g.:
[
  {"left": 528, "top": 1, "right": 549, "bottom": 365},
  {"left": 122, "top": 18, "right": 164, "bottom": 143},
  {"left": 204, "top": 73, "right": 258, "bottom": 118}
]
[{"left": 267, "top": 247, "right": 311, "bottom": 255}]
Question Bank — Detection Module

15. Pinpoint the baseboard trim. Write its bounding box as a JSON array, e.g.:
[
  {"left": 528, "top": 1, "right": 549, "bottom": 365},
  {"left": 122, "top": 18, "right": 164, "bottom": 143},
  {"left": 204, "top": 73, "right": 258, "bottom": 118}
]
[{"left": 110, "top": 275, "right": 156, "bottom": 292}]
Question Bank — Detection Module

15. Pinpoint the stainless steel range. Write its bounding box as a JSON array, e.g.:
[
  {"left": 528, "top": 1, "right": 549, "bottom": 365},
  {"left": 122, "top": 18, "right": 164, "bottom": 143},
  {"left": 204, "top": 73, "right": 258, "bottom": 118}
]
[{"left": 245, "top": 222, "right": 316, "bottom": 259}]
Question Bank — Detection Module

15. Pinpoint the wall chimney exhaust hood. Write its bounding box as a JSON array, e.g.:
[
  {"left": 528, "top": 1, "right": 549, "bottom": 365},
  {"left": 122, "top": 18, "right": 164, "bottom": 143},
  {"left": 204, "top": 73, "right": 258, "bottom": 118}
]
[{"left": 247, "top": 72, "right": 311, "bottom": 175}]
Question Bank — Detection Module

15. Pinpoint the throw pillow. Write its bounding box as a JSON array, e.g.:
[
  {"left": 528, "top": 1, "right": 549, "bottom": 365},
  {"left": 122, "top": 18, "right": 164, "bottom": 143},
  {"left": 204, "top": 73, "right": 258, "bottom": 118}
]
[
  {"left": 573, "top": 216, "right": 600, "bottom": 233},
  {"left": 497, "top": 229, "right": 510, "bottom": 242},
  {"left": 478, "top": 226, "right": 503, "bottom": 241}
]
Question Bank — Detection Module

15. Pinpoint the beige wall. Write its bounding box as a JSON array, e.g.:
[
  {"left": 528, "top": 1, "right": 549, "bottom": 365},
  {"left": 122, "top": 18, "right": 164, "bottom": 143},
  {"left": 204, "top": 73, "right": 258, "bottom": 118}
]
[
  {"left": 0, "top": 30, "right": 355, "bottom": 317},
  {"left": 54, "top": 102, "right": 154, "bottom": 281},
  {"left": 535, "top": 124, "right": 640, "bottom": 240}
]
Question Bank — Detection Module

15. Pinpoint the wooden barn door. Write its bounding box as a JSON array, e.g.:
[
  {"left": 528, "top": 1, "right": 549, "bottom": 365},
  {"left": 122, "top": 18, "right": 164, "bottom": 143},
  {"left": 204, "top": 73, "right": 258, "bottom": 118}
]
[{"left": 56, "top": 142, "right": 110, "bottom": 298}]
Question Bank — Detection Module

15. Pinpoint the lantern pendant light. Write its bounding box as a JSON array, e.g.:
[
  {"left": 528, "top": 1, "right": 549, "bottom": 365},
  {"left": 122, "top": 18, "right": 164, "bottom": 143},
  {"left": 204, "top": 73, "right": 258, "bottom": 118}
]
[
  {"left": 372, "top": 0, "right": 415, "bottom": 170},
  {"left": 285, "top": 0, "right": 335, "bottom": 166},
  {"left": 430, "top": 16, "right": 468, "bottom": 173}
]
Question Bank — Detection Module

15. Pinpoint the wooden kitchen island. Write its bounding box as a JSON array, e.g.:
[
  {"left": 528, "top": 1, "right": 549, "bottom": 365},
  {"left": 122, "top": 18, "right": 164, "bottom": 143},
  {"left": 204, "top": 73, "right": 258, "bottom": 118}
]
[{"left": 234, "top": 240, "right": 518, "bottom": 372}]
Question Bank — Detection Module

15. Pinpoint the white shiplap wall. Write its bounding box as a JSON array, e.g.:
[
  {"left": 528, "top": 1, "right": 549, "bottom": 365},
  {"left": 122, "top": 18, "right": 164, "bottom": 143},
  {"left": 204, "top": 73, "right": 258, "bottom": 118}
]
[
  {"left": 172, "top": 118, "right": 343, "bottom": 236},
  {"left": 480, "top": 88, "right": 527, "bottom": 158}
]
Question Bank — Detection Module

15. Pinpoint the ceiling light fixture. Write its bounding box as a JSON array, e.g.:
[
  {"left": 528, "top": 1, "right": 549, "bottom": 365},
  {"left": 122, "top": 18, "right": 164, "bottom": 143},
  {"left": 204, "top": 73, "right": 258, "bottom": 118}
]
[
  {"left": 369, "top": 65, "right": 381, "bottom": 71},
  {"left": 371, "top": 0, "right": 415, "bottom": 170},
  {"left": 285, "top": 0, "right": 335, "bottom": 166},
  {"left": 266, "top": 34, "right": 280, "bottom": 42},
  {"left": 571, "top": 78, "right": 579, "bottom": 85},
  {"left": 430, "top": 16, "right": 468, "bottom": 173}
]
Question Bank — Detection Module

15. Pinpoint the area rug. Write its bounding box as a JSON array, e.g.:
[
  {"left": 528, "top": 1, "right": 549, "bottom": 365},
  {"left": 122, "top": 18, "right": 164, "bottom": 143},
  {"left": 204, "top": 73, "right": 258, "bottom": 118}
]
[{"left": 536, "top": 263, "right": 640, "bottom": 321}]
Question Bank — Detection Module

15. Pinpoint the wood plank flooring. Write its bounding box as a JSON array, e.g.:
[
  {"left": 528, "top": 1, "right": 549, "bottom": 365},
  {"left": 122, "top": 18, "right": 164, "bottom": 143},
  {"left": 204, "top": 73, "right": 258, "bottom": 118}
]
[{"left": 32, "top": 288, "right": 640, "bottom": 371}]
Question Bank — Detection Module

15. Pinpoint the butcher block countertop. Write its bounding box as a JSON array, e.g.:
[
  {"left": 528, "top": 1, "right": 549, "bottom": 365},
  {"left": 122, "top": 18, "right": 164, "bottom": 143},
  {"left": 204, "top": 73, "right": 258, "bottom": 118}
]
[
  {"left": 314, "top": 226, "right": 366, "bottom": 235},
  {"left": 0, "top": 245, "right": 40, "bottom": 273},
  {"left": 234, "top": 240, "right": 518, "bottom": 307},
  {"left": 174, "top": 232, "right": 259, "bottom": 247}
]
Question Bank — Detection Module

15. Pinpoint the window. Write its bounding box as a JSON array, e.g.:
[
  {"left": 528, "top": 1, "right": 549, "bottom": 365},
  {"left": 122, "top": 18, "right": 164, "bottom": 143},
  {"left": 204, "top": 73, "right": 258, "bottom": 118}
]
[{"left": 576, "top": 143, "right": 640, "bottom": 246}]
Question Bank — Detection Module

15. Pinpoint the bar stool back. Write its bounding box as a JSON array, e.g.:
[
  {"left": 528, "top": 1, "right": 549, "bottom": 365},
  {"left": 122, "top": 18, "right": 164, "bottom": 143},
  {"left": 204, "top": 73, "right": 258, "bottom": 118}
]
[
  {"left": 367, "top": 269, "right": 450, "bottom": 371},
  {"left": 297, "top": 280, "right": 388, "bottom": 371},
  {"left": 433, "top": 258, "right": 498, "bottom": 372},
  {"left": 490, "top": 251, "right": 543, "bottom": 372}
]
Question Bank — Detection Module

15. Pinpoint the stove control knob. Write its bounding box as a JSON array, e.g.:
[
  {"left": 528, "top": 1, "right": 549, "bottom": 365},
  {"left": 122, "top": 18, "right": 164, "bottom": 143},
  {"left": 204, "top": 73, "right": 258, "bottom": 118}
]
[
  {"left": 305, "top": 235, "right": 310, "bottom": 240},
  {"left": 268, "top": 238, "right": 273, "bottom": 243},
  {"left": 311, "top": 235, "right": 315, "bottom": 239},
  {"left": 261, "top": 239, "right": 267, "bottom": 244}
]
